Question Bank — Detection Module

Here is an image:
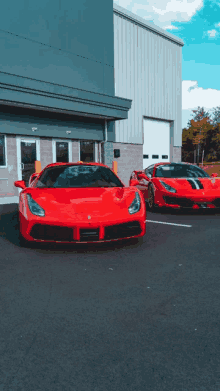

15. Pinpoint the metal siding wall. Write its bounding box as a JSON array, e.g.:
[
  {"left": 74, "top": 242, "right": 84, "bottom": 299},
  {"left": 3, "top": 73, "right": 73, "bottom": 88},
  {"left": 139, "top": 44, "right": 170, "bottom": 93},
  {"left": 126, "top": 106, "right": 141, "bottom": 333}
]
[{"left": 113, "top": 12, "right": 182, "bottom": 147}]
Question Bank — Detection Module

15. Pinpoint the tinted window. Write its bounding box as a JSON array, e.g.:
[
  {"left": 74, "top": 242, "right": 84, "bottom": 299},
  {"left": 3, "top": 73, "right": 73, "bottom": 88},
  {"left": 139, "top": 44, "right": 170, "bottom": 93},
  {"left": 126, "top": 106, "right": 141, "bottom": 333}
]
[
  {"left": 155, "top": 164, "right": 210, "bottom": 178},
  {"left": 56, "top": 142, "right": 68, "bottom": 163},
  {"left": 0, "top": 135, "right": 6, "bottom": 166},
  {"left": 35, "top": 165, "right": 124, "bottom": 188}
]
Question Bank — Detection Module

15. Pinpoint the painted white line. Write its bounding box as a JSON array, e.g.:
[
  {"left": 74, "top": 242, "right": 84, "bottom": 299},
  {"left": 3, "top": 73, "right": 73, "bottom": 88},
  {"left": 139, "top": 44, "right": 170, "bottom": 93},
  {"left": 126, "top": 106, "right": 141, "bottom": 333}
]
[{"left": 145, "top": 220, "right": 192, "bottom": 228}]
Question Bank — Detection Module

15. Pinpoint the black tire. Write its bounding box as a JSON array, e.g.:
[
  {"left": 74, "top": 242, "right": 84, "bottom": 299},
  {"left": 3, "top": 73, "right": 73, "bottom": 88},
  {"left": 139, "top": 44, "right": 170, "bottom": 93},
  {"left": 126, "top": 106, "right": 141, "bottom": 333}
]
[{"left": 148, "top": 184, "right": 156, "bottom": 212}]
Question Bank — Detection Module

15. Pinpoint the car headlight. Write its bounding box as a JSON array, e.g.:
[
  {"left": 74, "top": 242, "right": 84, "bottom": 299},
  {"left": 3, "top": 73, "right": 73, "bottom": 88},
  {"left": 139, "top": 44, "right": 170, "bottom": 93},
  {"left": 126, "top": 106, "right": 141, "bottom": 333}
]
[
  {"left": 128, "top": 192, "right": 141, "bottom": 214},
  {"left": 26, "top": 194, "right": 45, "bottom": 216},
  {"left": 160, "top": 180, "right": 177, "bottom": 193}
]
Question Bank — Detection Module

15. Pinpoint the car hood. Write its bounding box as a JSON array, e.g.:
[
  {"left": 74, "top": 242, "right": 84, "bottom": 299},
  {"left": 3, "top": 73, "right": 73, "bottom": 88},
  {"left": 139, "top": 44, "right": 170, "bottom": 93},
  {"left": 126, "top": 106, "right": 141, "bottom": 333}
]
[
  {"left": 158, "top": 177, "right": 220, "bottom": 193},
  {"left": 25, "top": 187, "right": 138, "bottom": 220}
]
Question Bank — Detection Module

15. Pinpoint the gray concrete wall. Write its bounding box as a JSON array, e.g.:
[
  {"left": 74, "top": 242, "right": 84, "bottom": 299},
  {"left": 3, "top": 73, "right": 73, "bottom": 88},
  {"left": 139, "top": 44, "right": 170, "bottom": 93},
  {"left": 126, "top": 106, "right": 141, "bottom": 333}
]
[
  {"left": 40, "top": 138, "right": 53, "bottom": 170},
  {"left": 113, "top": 142, "right": 143, "bottom": 186}
]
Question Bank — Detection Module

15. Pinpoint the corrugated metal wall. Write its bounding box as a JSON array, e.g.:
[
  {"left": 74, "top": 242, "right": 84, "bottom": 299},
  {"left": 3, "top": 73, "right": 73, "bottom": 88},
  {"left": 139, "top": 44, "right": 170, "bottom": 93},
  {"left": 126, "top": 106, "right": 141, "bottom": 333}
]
[{"left": 113, "top": 7, "right": 183, "bottom": 147}]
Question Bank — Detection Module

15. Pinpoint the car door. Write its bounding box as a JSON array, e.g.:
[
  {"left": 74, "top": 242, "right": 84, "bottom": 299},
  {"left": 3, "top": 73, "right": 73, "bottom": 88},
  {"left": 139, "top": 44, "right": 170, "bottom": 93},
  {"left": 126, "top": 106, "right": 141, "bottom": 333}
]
[
  {"left": 136, "top": 173, "right": 149, "bottom": 200},
  {"left": 129, "top": 171, "right": 145, "bottom": 195}
]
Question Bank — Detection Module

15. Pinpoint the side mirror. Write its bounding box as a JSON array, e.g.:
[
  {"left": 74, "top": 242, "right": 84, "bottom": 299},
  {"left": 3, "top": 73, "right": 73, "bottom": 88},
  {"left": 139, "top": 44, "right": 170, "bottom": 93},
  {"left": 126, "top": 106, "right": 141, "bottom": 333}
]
[
  {"left": 211, "top": 173, "right": 218, "bottom": 178},
  {"left": 138, "top": 173, "right": 147, "bottom": 180},
  {"left": 14, "top": 180, "right": 26, "bottom": 189},
  {"left": 130, "top": 179, "right": 139, "bottom": 186},
  {"left": 29, "top": 173, "right": 38, "bottom": 185}
]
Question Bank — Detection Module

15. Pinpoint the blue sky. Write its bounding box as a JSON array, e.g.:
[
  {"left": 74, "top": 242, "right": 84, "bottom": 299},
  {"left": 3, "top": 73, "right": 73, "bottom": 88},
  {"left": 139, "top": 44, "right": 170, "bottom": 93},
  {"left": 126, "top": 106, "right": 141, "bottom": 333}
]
[{"left": 114, "top": 0, "right": 220, "bottom": 129}]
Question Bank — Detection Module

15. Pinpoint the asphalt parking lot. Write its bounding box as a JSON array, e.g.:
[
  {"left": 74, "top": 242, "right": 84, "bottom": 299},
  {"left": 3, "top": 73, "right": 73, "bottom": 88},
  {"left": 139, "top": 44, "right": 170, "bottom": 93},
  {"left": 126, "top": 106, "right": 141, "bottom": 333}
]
[{"left": 0, "top": 204, "right": 220, "bottom": 391}]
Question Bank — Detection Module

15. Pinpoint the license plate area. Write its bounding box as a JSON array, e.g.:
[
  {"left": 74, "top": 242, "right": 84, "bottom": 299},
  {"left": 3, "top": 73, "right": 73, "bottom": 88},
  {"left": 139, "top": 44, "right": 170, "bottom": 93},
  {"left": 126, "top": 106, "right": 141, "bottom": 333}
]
[{"left": 197, "top": 203, "right": 207, "bottom": 208}]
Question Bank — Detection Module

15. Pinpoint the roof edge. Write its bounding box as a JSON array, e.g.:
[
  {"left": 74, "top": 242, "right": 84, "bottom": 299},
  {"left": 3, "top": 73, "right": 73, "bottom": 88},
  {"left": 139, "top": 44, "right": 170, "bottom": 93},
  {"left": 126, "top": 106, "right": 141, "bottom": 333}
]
[{"left": 113, "top": 3, "right": 184, "bottom": 47}]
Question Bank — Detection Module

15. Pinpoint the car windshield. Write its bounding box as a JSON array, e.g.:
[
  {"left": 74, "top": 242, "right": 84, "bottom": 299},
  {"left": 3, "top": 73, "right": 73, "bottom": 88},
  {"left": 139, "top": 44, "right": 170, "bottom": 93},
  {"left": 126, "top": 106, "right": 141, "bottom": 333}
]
[
  {"left": 155, "top": 164, "right": 210, "bottom": 178},
  {"left": 35, "top": 165, "right": 124, "bottom": 188}
]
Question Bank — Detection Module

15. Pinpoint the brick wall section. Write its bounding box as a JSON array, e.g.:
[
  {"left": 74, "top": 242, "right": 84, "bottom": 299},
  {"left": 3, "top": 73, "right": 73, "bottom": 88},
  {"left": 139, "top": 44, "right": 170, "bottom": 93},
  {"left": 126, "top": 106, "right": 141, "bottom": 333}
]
[
  {"left": 40, "top": 138, "right": 53, "bottom": 170},
  {"left": 103, "top": 142, "right": 114, "bottom": 168},
  {"left": 72, "top": 141, "right": 79, "bottom": 162},
  {"left": 172, "top": 146, "right": 182, "bottom": 162},
  {"left": 0, "top": 135, "right": 18, "bottom": 198},
  {"left": 113, "top": 142, "right": 143, "bottom": 186}
]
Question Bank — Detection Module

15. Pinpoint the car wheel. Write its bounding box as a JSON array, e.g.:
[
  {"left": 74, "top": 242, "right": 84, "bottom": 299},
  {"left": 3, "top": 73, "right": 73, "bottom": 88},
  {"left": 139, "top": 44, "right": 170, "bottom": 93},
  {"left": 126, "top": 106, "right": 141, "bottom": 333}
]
[{"left": 148, "top": 185, "right": 156, "bottom": 212}]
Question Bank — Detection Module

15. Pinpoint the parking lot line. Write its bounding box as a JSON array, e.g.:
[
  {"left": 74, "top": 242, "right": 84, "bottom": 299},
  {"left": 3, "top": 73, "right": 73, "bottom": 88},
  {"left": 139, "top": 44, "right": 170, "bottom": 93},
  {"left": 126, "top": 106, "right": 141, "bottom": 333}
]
[{"left": 145, "top": 220, "right": 192, "bottom": 228}]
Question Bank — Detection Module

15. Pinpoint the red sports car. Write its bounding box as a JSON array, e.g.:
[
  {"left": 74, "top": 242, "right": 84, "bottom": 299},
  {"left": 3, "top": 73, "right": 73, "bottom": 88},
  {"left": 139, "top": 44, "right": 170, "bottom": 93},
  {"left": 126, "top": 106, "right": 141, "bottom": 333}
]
[
  {"left": 14, "top": 162, "right": 146, "bottom": 246},
  {"left": 129, "top": 162, "right": 220, "bottom": 212}
]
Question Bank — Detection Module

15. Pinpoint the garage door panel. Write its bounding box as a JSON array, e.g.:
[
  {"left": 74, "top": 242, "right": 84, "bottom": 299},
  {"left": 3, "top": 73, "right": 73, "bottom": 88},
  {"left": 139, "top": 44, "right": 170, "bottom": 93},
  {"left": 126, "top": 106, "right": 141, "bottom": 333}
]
[{"left": 143, "top": 119, "right": 170, "bottom": 168}]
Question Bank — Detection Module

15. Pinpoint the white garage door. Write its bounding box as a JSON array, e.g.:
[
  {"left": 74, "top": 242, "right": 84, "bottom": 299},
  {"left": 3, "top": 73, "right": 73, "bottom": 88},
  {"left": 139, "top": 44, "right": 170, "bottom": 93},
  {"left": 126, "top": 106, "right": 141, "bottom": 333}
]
[{"left": 143, "top": 119, "right": 170, "bottom": 169}]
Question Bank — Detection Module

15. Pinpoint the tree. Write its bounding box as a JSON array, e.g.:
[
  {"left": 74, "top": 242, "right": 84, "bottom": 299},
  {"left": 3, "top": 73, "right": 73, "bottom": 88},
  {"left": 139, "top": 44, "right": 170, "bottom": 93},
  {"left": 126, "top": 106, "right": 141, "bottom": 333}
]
[
  {"left": 182, "top": 127, "right": 195, "bottom": 163},
  {"left": 191, "top": 117, "right": 213, "bottom": 165},
  {"left": 183, "top": 107, "right": 220, "bottom": 164},
  {"left": 211, "top": 106, "right": 220, "bottom": 127},
  {"left": 187, "top": 106, "right": 211, "bottom": 128}
]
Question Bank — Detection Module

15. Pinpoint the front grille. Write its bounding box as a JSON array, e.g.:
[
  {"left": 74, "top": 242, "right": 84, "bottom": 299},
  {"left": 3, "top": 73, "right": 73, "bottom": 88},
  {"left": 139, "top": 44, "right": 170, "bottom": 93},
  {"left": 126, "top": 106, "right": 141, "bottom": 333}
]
[
  {"left": 212, "top": 198, "right": 220, "bottom": 208},
  {"left": 163, "top": 196, "right": 194, "bottom": 208},
  {"left": 30, "top": 224, "right": 75, "bottom": 241},
  {"left": 104, "top": 221, "right": 142, "bottom": 240},
  {"left": 80, "top": 228, "right": 100, "bottom": 241}
]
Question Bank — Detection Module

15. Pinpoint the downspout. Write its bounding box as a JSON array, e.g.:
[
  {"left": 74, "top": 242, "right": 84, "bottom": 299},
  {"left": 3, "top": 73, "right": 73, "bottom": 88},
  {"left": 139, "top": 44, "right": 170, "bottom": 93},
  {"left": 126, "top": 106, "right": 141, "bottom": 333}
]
[{"left": 100, "top": 119, "right": 108, "bottom": 163}]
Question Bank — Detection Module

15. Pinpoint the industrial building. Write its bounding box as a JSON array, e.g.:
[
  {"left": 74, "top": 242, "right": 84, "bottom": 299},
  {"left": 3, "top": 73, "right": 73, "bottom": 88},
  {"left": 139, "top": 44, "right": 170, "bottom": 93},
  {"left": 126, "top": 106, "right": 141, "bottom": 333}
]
[{"left": 0, "top": 1, "right": 184, "bottom": 205}]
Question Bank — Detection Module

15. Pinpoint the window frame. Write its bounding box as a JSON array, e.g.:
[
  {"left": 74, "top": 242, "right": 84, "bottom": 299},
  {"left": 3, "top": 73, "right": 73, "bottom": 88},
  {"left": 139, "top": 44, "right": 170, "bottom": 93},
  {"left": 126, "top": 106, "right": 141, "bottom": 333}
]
[
  {"left": 0, "top": 134, "right": 7, "bottom": 168},
  {"left": 52, "top": 139, "right": 72, "bottom": 163}
]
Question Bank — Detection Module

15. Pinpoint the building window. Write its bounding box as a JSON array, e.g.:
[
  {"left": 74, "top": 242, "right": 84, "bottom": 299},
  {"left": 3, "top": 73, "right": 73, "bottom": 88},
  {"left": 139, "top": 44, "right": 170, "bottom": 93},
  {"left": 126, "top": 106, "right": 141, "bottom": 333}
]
[
  {"left": 0, "top": 135, "right": 6, "bottom": 167},
  {"left": 80, "top": 141, "right": 95, "bottom": 162},
  {"left": 56, "top": 141, "right": 69, "bottom": 163}
]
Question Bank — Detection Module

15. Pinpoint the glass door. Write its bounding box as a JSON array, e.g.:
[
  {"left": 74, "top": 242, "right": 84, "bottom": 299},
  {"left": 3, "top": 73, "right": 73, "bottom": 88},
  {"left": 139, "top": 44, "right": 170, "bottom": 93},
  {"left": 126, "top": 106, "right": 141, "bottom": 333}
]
[
  {"left": 80, "top": 141, "right": 95, "bottom": 162},
  {"left": 17, "top": 137, "right": 40, "bottom": 187},
  {"left": 21, "top": 140, "right": 36, "bottom": 186},
  {"left": 56, "top": 141, "right": 69, "bottom": 162}
]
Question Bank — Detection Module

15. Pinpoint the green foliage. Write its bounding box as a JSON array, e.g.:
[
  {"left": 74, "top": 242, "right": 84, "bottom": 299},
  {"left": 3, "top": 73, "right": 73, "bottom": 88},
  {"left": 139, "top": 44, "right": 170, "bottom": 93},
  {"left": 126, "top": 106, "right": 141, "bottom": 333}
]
[{"left": 182, "top": 106, "right": 220, "bottom": 163}]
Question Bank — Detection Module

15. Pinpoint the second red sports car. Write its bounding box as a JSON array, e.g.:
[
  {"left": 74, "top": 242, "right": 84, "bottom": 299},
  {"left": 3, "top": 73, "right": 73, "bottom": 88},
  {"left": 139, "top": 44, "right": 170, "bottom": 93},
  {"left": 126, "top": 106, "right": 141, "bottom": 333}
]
[
  {"left": 129, "top": 162, "right": 220, "bottom": 211},
  {"left": 14, "top": 162, "right": 146, "bottom": 246}
]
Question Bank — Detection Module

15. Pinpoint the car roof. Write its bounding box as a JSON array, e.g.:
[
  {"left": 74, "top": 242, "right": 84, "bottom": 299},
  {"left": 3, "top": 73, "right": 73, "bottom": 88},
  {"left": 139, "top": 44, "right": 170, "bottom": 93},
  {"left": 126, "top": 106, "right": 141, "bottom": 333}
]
[
  {"left": 44, "top": 162, "right": 110, "bottom": 170},
  {"left": 153, "top": 162, "right": 193, "bottom": 168}
]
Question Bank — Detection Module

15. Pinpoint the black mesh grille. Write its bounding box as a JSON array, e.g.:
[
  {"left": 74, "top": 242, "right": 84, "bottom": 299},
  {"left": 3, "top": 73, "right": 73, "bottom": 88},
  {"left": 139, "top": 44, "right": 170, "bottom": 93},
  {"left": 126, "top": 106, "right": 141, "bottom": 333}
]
[
  {"left": 80, "top": 228, "right": 100, "bottom": 241},
  {"left": 212, "top": 198, "right": 220, "bottom": 208},
  {"left": 104, "top": 221, "right": 141, "bottom": 240},
  {"left": 163, "top": 196, "right": 194, "bottom": 208},
  {"left": 30, "top": 224, "right": 75, "bottom": 241}
]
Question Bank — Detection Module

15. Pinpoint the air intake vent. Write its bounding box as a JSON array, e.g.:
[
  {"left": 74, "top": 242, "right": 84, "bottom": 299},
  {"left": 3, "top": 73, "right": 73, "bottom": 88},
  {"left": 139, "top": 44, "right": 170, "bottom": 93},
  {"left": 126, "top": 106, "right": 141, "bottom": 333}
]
[
  {"left": 30, "top": 224, "right": 75, "bottom": 241},
  {"left": 104, "top": 221, "right": 141, "bottom": 240},
  {"left": 80, "top": 228, "right": 100, "bottom": 241}
]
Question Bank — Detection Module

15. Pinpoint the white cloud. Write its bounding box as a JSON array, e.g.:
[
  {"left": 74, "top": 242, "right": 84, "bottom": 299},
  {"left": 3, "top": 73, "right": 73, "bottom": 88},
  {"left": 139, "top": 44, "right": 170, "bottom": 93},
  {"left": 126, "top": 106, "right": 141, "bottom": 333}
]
[
  {"left": 207, "top": 29, "right": 217, "bottom": 37},
  {"left": 182, "top": 81, "right": 220, "bottom": 110},
  {"left": 164, "top": 25, "right": 179, "bottom": 30},
  {"left": 182, "top": 80, "right": 220, "bottom": 127},
  {"left": 114, "top": 0, "right": 134, "bottom": 7},
  {"left": 114, "top": 0, "right": 203, "bottom": 30}
]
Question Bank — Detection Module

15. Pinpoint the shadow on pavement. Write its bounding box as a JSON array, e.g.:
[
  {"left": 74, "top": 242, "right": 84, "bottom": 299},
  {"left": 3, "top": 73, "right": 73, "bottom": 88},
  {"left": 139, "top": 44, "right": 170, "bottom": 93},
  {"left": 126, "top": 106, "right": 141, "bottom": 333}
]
[
  {"left": 0, "top": 203, "right": 145, "bottom": 254},
  {"left": 0, "top": 203, "right": 20, "bottom": 246},
  {"left": 151, "top": 206, "right": 220, "bottom": 217}
]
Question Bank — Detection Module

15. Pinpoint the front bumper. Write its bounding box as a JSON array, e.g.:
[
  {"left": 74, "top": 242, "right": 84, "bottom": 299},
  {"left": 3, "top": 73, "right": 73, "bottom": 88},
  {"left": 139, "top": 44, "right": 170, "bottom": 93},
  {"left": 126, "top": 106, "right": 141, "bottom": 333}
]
[
  {"left": 161, "top": 195, "right": 220, "bottom": 209},
  {"left": 19, "top": 211, "right": 146, "bottom": 244}
]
